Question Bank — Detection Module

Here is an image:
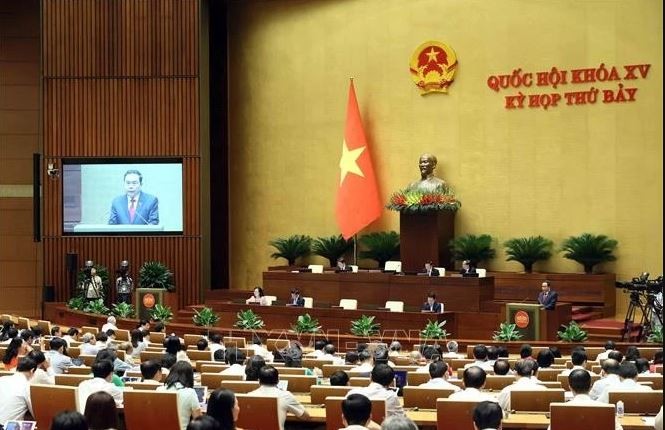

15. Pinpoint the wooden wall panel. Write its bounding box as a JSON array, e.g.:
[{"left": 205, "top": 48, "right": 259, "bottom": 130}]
[
  {"left": 42, "top": 0, "right": 202, "bottom": 309},
  {"left": 43, "top": 0, "right": 198, "bottom": 77}
]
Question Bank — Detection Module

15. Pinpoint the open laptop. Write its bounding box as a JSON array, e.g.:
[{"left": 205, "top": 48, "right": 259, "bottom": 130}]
[
  {"left": 4, "top": 421, "right": 37, "bottom": 430},
  {"left": 277, "top": 380, "right": 289, "bottom": 391},
  {"left": 193, "top": 385, "right": 208, "bottom": 406}
]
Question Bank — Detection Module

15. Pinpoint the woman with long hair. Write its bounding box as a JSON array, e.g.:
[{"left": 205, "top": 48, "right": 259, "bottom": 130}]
[
  {"left": 84, "top": 391, "right": 119, "bottom": 430},
  {"left": 206, "top": 389, "right": 241, "bottom": 430},
  {"left": 2, "top": 338, "right": 28, "bottom": 370},
  {"left": 129, "top": 329, "right": 146, "bottom": 359},
  {"left": 244, "top": 355, "right": 266, "bottom": 381},
  {"left": 51, "top": 411, "right": 89, "bottom": 430},
  {"left": 158, "top": 361, "right": 202, "bottom": 430}
]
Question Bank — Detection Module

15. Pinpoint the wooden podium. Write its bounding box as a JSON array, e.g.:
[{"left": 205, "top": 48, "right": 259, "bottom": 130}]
[
  {"left": 503, "top": 302, "right": 572, "bottom": 341},
  {"left": 135, "top": 288, "right": 166, "bottom": 321},
  {"left": 400, "top": 210, "right": 455, "bottom": 271}
]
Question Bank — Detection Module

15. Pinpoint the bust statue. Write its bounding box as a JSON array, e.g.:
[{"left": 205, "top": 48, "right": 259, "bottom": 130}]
[{"left": 409, "top": 153, "right": 447, "bottom": 192}]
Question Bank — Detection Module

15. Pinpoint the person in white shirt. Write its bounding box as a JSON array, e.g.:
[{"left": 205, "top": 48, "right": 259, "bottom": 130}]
[
  {"left": 347, "top": 363, "right": 404, "bottom": 417},
  {"left": 449, "top": 366, "right": 498, "bottom": 403},
  {"left": 157, "top": 361, "right": 202, "bottom": 430},
  {"left": 415, "top": 345, "right": 442, "bottom": 373},
  {"left": 220, "top": 348, "right": 247, "bottom": 377},
  {"left": 79, "top": 332, "right": 100, "bottom": 356},
  {"left": 77, "top": 360, "right": 123, "bottom": 413},
  {"left": 341, "top": 393, "right": 374, "bottom": 430},
  {"left": 598, "top": 361, "right": 652, "bottom": 403},
  {"left": 596, "top": 340, "right": 618, "bottom": 361},
  {"left": 62, "top": 327, "right": 80, "bottom": 347},
  {"left": 248, "top": 335, "right": 274, "bottom": 363},
  {"left": 208, "top": 332, "right": 226, "bottom": 360},
  {"left": 635, "top": 358, "right": 651, "bottom": 375},
  {"left": 45, "top": 337, "right": 74, "bottom": 374},
  {"left": 101, "top": 316, "right": 118, "bottom": 334},
  {"left": 497, "top": 359, "right": 545, "bottom": 411},
  {"left": 419, "top": 361, "right": 461, "bottom": 391},
  {"left": 95, "top": 331, "right": 111, "bottom": 349},
  {"left": 28, "top": 350, "right": 55, "bottom": 385},
  {"left": 442, "top": 340, "right": 466, "bottom": 359},
  {"left": 590, "top": 359, "right": 622, "bottom": 400},
  {"left": 306, "top": 340, "right": 328, "bottom": 358},
  {"left": 548, "top": 369, "right": 623, "bottom": 430},
  {"left": 248, "top": 366, "right": 309, "bottom": 430},
  {"left": 464, "top": 345, "right": 494, "bottom": 372},
  {"left": 351, "top": 350, "right": 374, "bottom": 374},
  {"left": 561, "top": 349, "right": 597, "bottom": 377},
  {"left": 245, "top": 286, "right": 270, "bottom": 305},
  {"left": 321, "top": 344, "right": 345, "bottom": 365},
  {"left": 0, "top": 357, "right": 37, "bottom": 424},
  {"left": 655, "top": 406, "right": 663, "bottom": 430},
  {"left": 472, "top": 401, "right": 503, "bottom": 430},
  {"left": 140, "top": 360, "right": 164, "bottom": 384},
  {"left": 388, "top": 341, "right": 402, "bottom": 358}
]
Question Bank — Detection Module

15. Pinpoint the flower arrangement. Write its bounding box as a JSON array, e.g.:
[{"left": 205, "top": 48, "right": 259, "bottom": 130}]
[{"left": 387, "top": 185, "right": 461, "bottom": 213}]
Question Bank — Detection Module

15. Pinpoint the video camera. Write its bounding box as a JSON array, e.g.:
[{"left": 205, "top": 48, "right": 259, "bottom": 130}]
[
  {"left": 116, "top": 260, "right": 130, "bottom": 278},
  {"left": 616, "top": 272, "right": 663, "bottom": 294},
  {"left": 82, "top": 260, "right": 94, "bottom": 280}
]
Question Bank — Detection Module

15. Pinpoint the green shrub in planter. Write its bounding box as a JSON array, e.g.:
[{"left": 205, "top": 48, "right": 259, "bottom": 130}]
[
  {"left": 291, "top": 314, "right": 321, "bottom": 334},
  {"left": 313, "top": 235, "right": 354, "bottom": 267},
  {"left": 269, "top": 235, "right": 312, "bottom": 266},
  {"left": 559, "top": 233, "right": 618, "bottom": 274},
  {"left": 150, "top": 303, "right": 173, "bottom": 323},
  {"left": 235, "top": 309, "right": 265, "bottom": 330},
  {"left": 139, "top": 261, "right": 175, "bottom": 291},
  {"left": 503, "top": 236, "right": 553, "bottom": 273},
  {"left": 492, "top": 322, "right": 523, "bottom": 342},
  {"left": 350, "top": 315, "right": 381, "bottom": 336},
  {"left": 193, "top": 307, "right": 220, "bottom": 327},
  {"left": 449, "top": 234, "right": 495, "bottom": 267},
  {"left": 358, "top": 231, "right": 400, "bottom": 268},
  {"left": 111, "top": 302, "right": 135, "bottom": 318},
  {"left": 557, "top": 321, "right": 588, "bottom": 342},
  {"left": 420, "top": 320, "right": 449, "bottom": 340}
]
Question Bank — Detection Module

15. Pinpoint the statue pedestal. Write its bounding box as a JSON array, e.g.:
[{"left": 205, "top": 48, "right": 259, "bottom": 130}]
[{"left": 400, "top": 211, "right": 456, "bottom": 272}]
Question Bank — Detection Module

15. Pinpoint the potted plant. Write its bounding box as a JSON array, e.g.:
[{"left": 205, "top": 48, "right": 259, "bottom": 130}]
[
  {"left": 350, "top": 315, "right": 381, "bottom": 337},
  {"left": 67, "top": 296, "right": 86, "bottom": 311},
  {"left": 420, "top": 320, "right": 449, "bottom": 342},
  {"left": 139, "top": 261, "right": 175, "bottom": 291},
  {"left": 557, "top": 321, "right": 588, "bottom": 342},
  {"left": 111, "top": 302, "right": 135, "bottom": 318},
  {"left": 559, "top": 233, "right": 618, "bottom": 274},
  {"left": 193, "top": 307, "right": 220, "bottom": 327},
  {"left": 492, "top": 322, "right": 523, "bottom": 341},
  {"left": 312, "top": 235, "right": 354, "bottom": 267},
  {"left": 83, "top": 299, "right": 110, "bottom": 316},
  {"left": 358, "top": 231, "right": 400, "bottom": 268},
  {"left": 291, "top": 314, "right": 321, "bottom": 334},
  {"left": 149, "top": 303, "right": 173, "bottom": 324},
  {"left": 449, "top": 234, "right": 496, "bottom": 267},
  {"left": 503, "top": 236, "right": 553, "bottom": 273},
  {"left": 234, "top": 309, "right": 265, "bottom": 330},
  {"left": 269, "top": 235, "right": 312, "bottom": 266},
  {"left": 647, "top": 327, "right": 663, "bottom": 344}
]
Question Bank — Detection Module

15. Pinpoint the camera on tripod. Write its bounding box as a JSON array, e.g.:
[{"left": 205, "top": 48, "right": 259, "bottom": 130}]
[
  {"left": 116, "top": 260, "right": 130, "bottom": 279},
  {"left": 83, "top": 260, "right": 95, "bottom": 281},
  {"left": 616, "top": 272, "right": 663, "bottom": 294}
]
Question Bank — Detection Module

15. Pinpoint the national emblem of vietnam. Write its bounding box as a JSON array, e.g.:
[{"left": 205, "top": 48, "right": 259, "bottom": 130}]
[{"left": 409, "top": 41, "right": 458, "bottom": 94}]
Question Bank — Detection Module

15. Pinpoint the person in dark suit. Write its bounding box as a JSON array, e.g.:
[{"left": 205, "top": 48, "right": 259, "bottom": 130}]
[
  {"left": 423, "top": 261, "right": 440, "bottom": 277},
  {"left": 459, "top": 260, "right": 477, "bottom": 275},
  {"left": 421, "top": 292, "right": 442, "bottom": 313},
  {"left": 335, "top": 257, "right": 352, "bottom": 273},
  {"left": 537, "top": 281, "right": 558, "bottom": 310},
  {"left": 287, "top": 288, "right": 305, "bottom": 307},
  {"left": 108, "top": 169, "right": 159, "bottom": 225}
]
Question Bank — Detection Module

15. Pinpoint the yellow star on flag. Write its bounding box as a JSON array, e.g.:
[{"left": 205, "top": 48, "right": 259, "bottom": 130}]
[
  {"left": 426, "top": 47, "right": 439, "bottom": 63},
  {"left": 339, "top": 139, "right": 366, "bottom": 185}
]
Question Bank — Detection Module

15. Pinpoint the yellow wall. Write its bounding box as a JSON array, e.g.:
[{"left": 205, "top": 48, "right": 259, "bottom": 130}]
[{"left": 227, "top": 0, "right": 663, "bottom": 318}]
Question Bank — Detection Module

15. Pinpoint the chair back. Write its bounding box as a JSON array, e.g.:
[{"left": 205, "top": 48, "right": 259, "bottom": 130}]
[
  {"left": 309, "top": 385, "right": 353, "bottom": 404},
  {"left": 183, "top": 333, "right": 203, "bottom": 347},
  {"left": 403, "top": 386, "right": 455, "bottom": 409},
  {"left": 78, "top": 354, "right": 96, "bottom": 366},
  {"left": 339, "top": 299, "right": 358, "bottom": 310},
  {"left": 81, "top": 326, "right": 99, "bottom": 335},
  {"left": 349, "top": 265, "right": 359, "bottom": 273},
  {"left": 307, "top": 264, "right": 324, "bottom": 273},
  {"left": 434, "top": 267, "right": 446, "bottom": 277},
  {"left": 325, "top": 396, "right": 386, "bottom": 430},
  {"left": 30, "top": 384, "right": 78, "bottom": 430},
  {"left": 539, "top": 381, "right": 563, "bottom": 389},
  {"left": 220, "top": 380, "right": 260, "bottom": 393},
  {"left": 235, "top": 394, "right": 281, "bottom": 430},
  {"left": 223, "top": 336, "right": 247, "bottom": 348},
  {"left": 67, "top": 347, "right": 80, "bottom": 358},
  {"left": 406, "top": 371, "right": 431, "bottom": 386},
  {"left": 384, "top": 301, "right": 404, "bottom": 312},
  {"left": 140, "top": 350, "right": 167, "bottom": 362},
  {"left": 349, "top": 377, "right": 371, "bottom": 387},
  {"left": 114, "top": 328, "right": 130, "bottom": 341},
  {"left": 637, "top": 374, "right": 663, "bottom": 390},
  {"left": 124, "top": 390, "right": 181, "bottom": 430},
  {"left": 303, "top": 297, "right": 314, "bottom": 308},
  {"left": 511, "top": 389, "right": 565, "bottom": 412},
  {"left": 302, "top": 357, "right": 334, "bottom": 369},
  {"left": 266, "top": 338, "right": 289, "bottom": 352},
  {"left": 484, "top": 375, "right": 516, "bottom": 391},
  {"left": 280, "top": 374, "right": 317, "bottom": 393},
  {"left": 186, "top": 349, "right": 212, "bottom": 361},
  {"left": 384, "top": 261, "right": 402, "bottom": 272},
  {"left": 125, "top": 381, "right": 161, "bottom": 390},
  {"left": 549, "top": 402, "right": 615, "bottom": 430},
  {"left": 54, "top": 374, "right": 92, "bottom": 386},
  {"left": 452, "top": 358, "right": 474, "bottom": 369},
  {"left": 149, "top": 331, "right": 166, "bottom": 343},
  {"left": 608, "top": 390, "right": 663, "bottom": 414},
  {"left": 537, "top": 368, "right": 563, "bottom": 382},
  {"left": 200, "top": 364, "right": 228, "bottom": 373},
  {"left": 436, "top": 399, "right": 479, "bottom": 430},
  {"left": 277, "top": 367, "right": 307, "bottom": 375},
  {"left": 264, "top": 295, "right": 277, "bottom": 305},
  {"left": 322, "top": 364, "right": 354, "bottom": 377},
  {"left": 17, "top": 317, "right": 30, "bottom": 330},
  {"left": 66, "top": 366, "right": 92, "bottom": 375}
]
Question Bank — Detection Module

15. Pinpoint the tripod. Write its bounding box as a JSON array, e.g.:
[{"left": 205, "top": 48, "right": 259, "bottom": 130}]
[{"left": 622, "top": 291, "right": 658, "bottom": 342}]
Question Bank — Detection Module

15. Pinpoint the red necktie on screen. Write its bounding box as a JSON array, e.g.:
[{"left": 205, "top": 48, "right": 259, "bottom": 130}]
[{"left": 129, "top": 198, "right": 136, "bottom": 223}]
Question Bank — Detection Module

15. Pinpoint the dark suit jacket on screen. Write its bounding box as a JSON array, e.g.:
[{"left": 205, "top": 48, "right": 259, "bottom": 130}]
[
  {"left": 537, "top": 291, "right": 558, "bottom": 310},
  {"left": 108, "top": 192, "right": 159, "bottom": 225}
]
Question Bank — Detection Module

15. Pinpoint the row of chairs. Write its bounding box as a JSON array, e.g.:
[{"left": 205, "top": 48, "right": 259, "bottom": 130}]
[{"left": 306, "top": 262, "right": 488, "bottom": 278}]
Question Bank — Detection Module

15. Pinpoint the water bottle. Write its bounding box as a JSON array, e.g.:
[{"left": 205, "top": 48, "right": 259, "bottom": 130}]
[{"left": 616, "top": 400, "right": 624, "bottom": 417}]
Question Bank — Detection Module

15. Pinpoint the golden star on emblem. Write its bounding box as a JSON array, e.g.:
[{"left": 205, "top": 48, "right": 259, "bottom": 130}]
[
  {"left": 426, "top": 47, "right": 440, "bottom": 63},
  {"left": 339, "top": 139, "right": 366, "bottom": 185}
]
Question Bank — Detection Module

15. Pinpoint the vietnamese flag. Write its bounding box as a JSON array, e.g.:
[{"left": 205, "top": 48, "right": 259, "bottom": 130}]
[{"left": 335, "top": 80, "right": 382, "bottom": 239}]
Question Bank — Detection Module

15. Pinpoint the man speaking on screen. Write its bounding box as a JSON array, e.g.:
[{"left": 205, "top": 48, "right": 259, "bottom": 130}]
[{"left": 108, "top": 169, "right": 159, "bottom": 225}]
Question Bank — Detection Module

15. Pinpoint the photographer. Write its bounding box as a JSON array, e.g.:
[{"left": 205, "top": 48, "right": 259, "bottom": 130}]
[
  {"left": 81, "top": 266, "right": 104, "bottom": 302},
  {"left": 115, "top": 261, "right": 133, "bottom": 304}
]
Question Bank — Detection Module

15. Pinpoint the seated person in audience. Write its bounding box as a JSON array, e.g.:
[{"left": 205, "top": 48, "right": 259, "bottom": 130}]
[
  {"left": 590, "top": 359, "right": 621, "bottom": 400},
  {"left": 137, "top": 319, "right": 151, "bottom": 331},
  {"left": 561, "top": 348, "right": 596, "bottom": 376},
  {"left": 449, "top": 366, "right": 497, "bottom": 403},
  {"left": 116, "top": 341, "right": 135, "bottom": 366},
  {"left": 97, "top": 347, "right": 132, "bottom": 374},
  {"left": 286, "top": 288, "right": 305, "bottom": 307},
  {"left": 306, "top": 339, "right": 328, "bottom": 358},
  {"left": 221, "top": 348, "right": 247, "bottom": 377},
  {"left": 84, "top": 391, "right": 119, "bottom": 430},
  {"left": 420, "top": 361, "right": 460, "bottom": 391},
  {"left": 80, "top": 332, "right": 100, "bottom": 356},
  {"left": 157, "top": 361, "right": 202, "bottom": 430},
  {"left": 248, "top": 366, "right": 309, "bottom": 429},
  {"left": 493, "top": 359, "right": 511, "bottom": 376},
  {"left": 635, "top": 357, "right": 651, "bottom": 374},
  {"left": 153, "top": 321, "right": 166, "bottom": 333},
  {"left": 459, "top": 260, "right": 476, "bottom": 275},
  {"left": 407, "top": 350, "right": 425, "bottom": 366},
  {"left": 341, "top": 393, "right": 382, "bottom": 430},
  {"left": 357, "top": 343, "right": 369, "bottom": 353},
  {"left": 28, "top": 350, "right": 55, "bottom": 385},
  {"left": 416, "top": 345, "right": 443, "bottom": 373},
  {"left": 19, "top": 329, "right": 36, "bottom": 352},
  {"left": 162, "top": 354, "right": 178, "bottom": 371},
  {"left": 95, "top": 331, "right": 111, "bottom": 348},
  {"left": 62, "top": 327, "right": 80, "bottom": 347},
  {"left": 213, "top": 349, "right": 226, "bottom": 363},
  {"left": 0, "top": 326, "right": 18, "bottom": 344},
  {"left": 651, "top": 351, "right": 663, "bottom": 373},
  {"left": 245, "top": 355, "right": 266, "bottom": 381},
  {"left": 196, "top": 338, "right": 209, "bottom": 352},
  {"left": 140, "top": 360, "right": 164, "bottom": 385},
  {"left": 486, "top": 346, "right": 498, "bottom": 367},
  {"left": 464, "top": 345, "right": 494, "bottom": 371},
  {"left": 130, "top": 329, "right": 147, "bottom": 359},
  {"left": 282, "top": 343, "right": 317, "bottom": 376},
  {"left": 496, "top": 345, "right": 510, "bottom": 359},
  {"left": 321, "top": 344, "right": 346, "bottom": 365},
  {"left": 519, "top": 344, "right": 533, "bottom": 360},
  {"left": 607, "top": 350, "right": 624, "bottom": 362},
  {"left": 598, "top": 361, "right": 652, "bottom": 403},
  {"left": 0, "top": 320, "right": 15, "bottom": 342},
  {"left": 0, "top": 357, "right": 37, "bottom": 424},
  {"left": 330, "top": 370, "right": 350, "bottom": 387},
  {"left": 373, "top": 347, "right": 395, "bottom": 368},
  {"left": 206, "top": 388, "right": 241, "bottom": 430},
  {"left": 208, "top": 332, "right": 226, "bottom": 360},
  {"left": 497, "top": 359, "right": 545, "bottom": 411},
  {"left": 336, "top": 257, "right": 353, "bottom": 273},
  {"left": 101, "top": 316, "right": 118, "bottom": 333},
  {"left": 246, "top": 286, "right": 270, "bottom": 305},
  {"left": 473, "top": 401, "right": 503, "bottom": 430},
  {"left": 78, "top": 359, "right": 124, "bottom": 412},
  {"left": 548, "top": 346, "right": 562, "bottom": 358},
  {"left": 345, "top": 351, "right": 360, "bottom": 365},
  {"left": 441, "top": 340, "right": 465, "bottom": 359},
  {"left": 422, "top": 261, "right": 439, "bottom": 277},
  {"left": 50, "top": 325, "right": 62, "bottom": 338},
  {"left": 347, "top": 363, "right": 404, "bottom": 417},
  {"left": 597, "top": 340, "right": 618, "bottom": 361},
  {"left": 548, "top": 370, "right": 623, "bottom": 430},
  {"left": 351, "top": 350, "right": 374, "bottom": 375},
  {"left": 420, "top": 292, "right": 442, "bottom": 313},
  {"left": 165, "top": 335, "right": 190, "bottom": 363},
  {"left": 51, "top": 411, "right": 87, "bottom": 430},
  {"left": 2, "top": 338, "right": 28, "bottom": 370},
  {"left": 388, "top": 341, "right": 401, "bottom": 357},
  {"left": 536, "top": 348, "right": 555, "bottom": 369},
  {"left": 46, "top": 337, "right": 74, "bottom": 374},
  {"left": 248, "top": 334, "right": 274, "bottom": 362},
  {"left": 625, "top": 346, "right": 641, "bottom": 362}
]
